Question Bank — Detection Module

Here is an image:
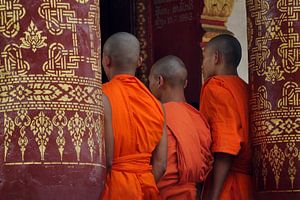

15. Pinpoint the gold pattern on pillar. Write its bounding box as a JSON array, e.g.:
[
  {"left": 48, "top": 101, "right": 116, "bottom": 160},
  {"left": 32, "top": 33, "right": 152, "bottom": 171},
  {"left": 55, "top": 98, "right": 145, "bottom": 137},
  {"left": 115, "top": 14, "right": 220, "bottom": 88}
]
[
  {"left": 247, "top": 0, "right": 300, "bottom": 194},
  {"left": 201, "top": 0, "right": 235, "bottom": 44},
  {"left": 0, "top": 0, "right": 104, "bottom": 168}
]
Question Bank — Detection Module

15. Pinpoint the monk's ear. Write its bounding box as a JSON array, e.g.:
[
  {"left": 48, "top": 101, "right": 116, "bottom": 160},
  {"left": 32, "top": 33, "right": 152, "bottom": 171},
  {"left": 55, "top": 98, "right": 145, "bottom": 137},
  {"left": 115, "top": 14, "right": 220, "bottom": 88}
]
[
  {"left": 102, "top": 55, "right": 111, "bottom": 68},
  {"left": 158, "top": 75, "right": 164, "bottom": 87},
  {"left": 213, "top": 50, "right": 221, "bottom": 65},
  {"left": 184, "top": 80, "right": 188, "bottom": 89},
  {"left": 137, "top": 56, "right": 143, "bottom": 68}
]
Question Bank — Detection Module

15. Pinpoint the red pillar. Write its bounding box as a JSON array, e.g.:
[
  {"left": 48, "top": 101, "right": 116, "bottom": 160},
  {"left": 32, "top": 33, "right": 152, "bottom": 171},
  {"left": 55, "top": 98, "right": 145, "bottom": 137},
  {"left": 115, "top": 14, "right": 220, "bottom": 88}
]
[
  {"left": 0, "top": 0, "right": 105, "bottom": 199},
  {"left": 247, "top": 0, "right": 300, "bottom": 199}
]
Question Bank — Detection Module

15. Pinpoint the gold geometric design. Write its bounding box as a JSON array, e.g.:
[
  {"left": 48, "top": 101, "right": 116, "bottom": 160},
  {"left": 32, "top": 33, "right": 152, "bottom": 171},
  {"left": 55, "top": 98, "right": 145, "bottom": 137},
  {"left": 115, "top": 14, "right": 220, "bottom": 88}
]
[
  {"left": 265, "top": 18, "right": 281, "bottom": 39},
  {"left": 247, "top": 16, "right": 253, "bottom": 48},
  {"left": 284, "top": 143, "right": 299, "bottom": 189},
  {"left": 261, "top": 143, "right": 269, "bottom": 189},
  {"left": 264, "top": 57, "right": 285, "bottom": 84},
  {"left": 20, "top": 20, "right": 47, "bottom": 52},
  {"left": 2, "top": 83, "right": 62, "bottom": 103},
  {"left": 68, "top": 112, "right": 86, "bottom": 161},
  {"left": 278, "top": 82, "right": 300, "bottom": 110},
  {"left": 269, "top": 144, "right": 285, "bottom": 189},
  {"left": 38, "top": 0, "right": 101, "bottom": 78},
  {"left": 14, "top": 109, "right": 31, "bottom": 161},
  {"left": 250, "top": 85, "right": 272, "bottom": 112},
  {"left": 42, "top": 43, "right": 79, "bottom": 77},
  {"left": 31, "top": 112, "right": 53, "bottom": 161},
  {"left": 135, "top": 0, "right": 149, "bottom": 84},
  {"left": 4, "top": 113, "right": 14, "bottom": 162},
  {"left": 52, "top": 109, "right": 67, "bottom": 161},
  {"left": 0, "top": 44, "right": 30, "bottom": 77},
  {"left": 0, "top": 0, "right": 25, "bottom": 38},
  {"left": 0, "top": 0, "right": 103, "bottom": 170},
  {"left": 267, "top": 118, "right": 300, "bottom": 135},
  {"left": 248, "top": 0, "right": 300, "bottom": 81},
  {"left": 95, "top": 115, "right": 103, "bottom": 162},
  {"left": 75, "top": 0, "right": 88, "bottom": 4},
  {"left": 85, "top": 112, "right": 95, "bottom": 162}
]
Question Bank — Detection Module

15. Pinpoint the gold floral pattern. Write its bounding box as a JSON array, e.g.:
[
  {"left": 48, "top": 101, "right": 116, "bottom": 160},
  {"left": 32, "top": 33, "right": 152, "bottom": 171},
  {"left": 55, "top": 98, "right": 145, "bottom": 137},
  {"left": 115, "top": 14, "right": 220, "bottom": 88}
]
[
  {"left": 284, "top": 143, "right": 299, "bottom": 189},
  {"left": 31, "top": 112, "right": 53, "bottom": 161},
  {"left": 52, "top": 109, "right": 67, "bottom": 161},
  {"left": 85, "top": 112, "right": 95, "bottom": 162},
  {"left": 264, "top": 57, "right": 285, "bottom": 84},
  {"left": 269, "top": 144, "right": 285, "bottom": 189},
  {"left": 4, "top": 113, "right": 14, "bottom": 162},
  {"left": 14, "top": 109, "right": 31, "bottom": 161},
  {"left": 68, "top": 112, "right": 86, "bottom": 161},
  {"left": 20, "top": 20, "right": 47, "bottom": 52}
]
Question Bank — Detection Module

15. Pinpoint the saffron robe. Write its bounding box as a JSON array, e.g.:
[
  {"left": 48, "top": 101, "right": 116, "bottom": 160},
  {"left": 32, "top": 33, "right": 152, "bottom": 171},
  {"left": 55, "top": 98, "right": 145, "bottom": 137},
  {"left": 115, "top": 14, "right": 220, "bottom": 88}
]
[
  {"left": 158, "top": 102, "right": 212, "bottom": 200},
  {"left": 200, "top": 76, "right": 253, "bottom": 200},
  {"left": 102, "top": 74, "right": 164, "bottom": 200}
]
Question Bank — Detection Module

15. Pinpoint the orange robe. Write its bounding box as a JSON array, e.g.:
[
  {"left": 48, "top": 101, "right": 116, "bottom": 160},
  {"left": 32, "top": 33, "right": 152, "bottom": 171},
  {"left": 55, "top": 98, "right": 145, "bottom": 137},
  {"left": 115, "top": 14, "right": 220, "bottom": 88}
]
[
  {"left": 158, "top": 102, "right": 212, "bottom": 200},
  {"left": 101, "top": 74, "right": 164, "bottom": 200},
  {"left": 200, "top": 75, "right": 253, "bottom": 200}
]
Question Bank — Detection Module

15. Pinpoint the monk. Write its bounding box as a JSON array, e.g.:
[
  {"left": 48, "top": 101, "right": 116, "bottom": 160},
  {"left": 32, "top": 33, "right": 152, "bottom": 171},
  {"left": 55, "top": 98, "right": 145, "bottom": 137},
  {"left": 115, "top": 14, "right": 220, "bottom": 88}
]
[
  {"left": 200, "top": 34, "right": 253, "bottom": 200},
  {"left": 101, "top": 32, "right": 167, "bottom": 200},
  {"left": 149, "top": 55, "right": 213, "bottom": 200}
]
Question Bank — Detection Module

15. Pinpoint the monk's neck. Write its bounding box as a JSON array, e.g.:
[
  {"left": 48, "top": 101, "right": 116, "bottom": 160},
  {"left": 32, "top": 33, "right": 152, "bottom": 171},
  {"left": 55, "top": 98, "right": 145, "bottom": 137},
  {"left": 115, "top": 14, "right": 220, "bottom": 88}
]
[
  {"left": 215, "top": 65, "right": 238, "bottom": 76},
  {"left": 160, "top": 88, "right": 186, "bottom": 104},
  {"left": 110, "top": 69, "right": 136, "bottom": 79}
]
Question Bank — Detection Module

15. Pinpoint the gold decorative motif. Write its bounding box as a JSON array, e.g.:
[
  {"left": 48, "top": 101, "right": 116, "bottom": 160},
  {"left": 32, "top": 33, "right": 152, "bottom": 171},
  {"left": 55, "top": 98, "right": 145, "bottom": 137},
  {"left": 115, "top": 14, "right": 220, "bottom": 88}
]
[
  {"left": 284, "top": 143, "right": 299, "bottom": 189},
  {"left": 264, "top": 57, "right": 285, "bottom": 84},
  {"left": 4, "top": 113, "right": 14, "bottom": 162},
  {"left": 14, "top": 109, "right": 31, "bottom": 161},
  {"left": 85, "top": 112, "right": 95, "bottom": 162},
  {"left": 0, "top": 0, "right": 25, "bottom": 38},
  {"left": 265, "top": 19, "right": 282, "bottom": 40},
  {"left": 203, "top": 0, "right": 234, "bottom": 18},
  {"left": 20, "top": 20, "right": 47, "bottom": 52},
  {"left": 250, "top": 86, "right": 272, "bottom": 112},
  {"left": 278, "top": 82, "right": 300, "bottom": 110},
  {"left": 135, "top": 0, "right": 149, "bottom": 84},
  {"left": 68, "top": 112, "right": 86, "bottom": 161},
  {"left": 261, "top": 143, "right": 269, "bottom": 189},
  {"left": 0, "top": 0, "right": 104, "bottom": 168},
  {"left": 75, "top": 0, "right": 88, "bottom": 3},
  {"left": 95, "top": 115, "right": 103, "bottom": 161},
  {"left": 0, "top": 44, "right": 30, "bottom": 77},
  {"left": 42, "top": 43, "right": 78, "bottom": 77},
  {"left": 52, "top": 109, "right": 67, "bottom": 161},
  {"left": 269, "top": 144, "right": 285, "bottom": 189},
  {"left": 31, "top": 112, "right": 53, "bottom": 161},
  {"left": 201, "top": 0, "right": 235, "bottom": 44}
]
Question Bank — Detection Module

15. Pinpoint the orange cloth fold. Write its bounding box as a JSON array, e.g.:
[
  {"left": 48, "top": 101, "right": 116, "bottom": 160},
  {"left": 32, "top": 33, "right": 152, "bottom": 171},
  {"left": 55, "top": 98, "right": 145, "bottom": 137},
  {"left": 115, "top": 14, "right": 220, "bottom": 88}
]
[
  {"left": 200, "top": 76, "right": 253, "bottom": 200},
  {"left": 158, "top": 102, "right": 212, "bottom": 200},
  {"left": 112, "top": 153, "right": 152, "bottom": 173},
  {"left": 101, "top": 75, "right": 164, "bottom": 200}
]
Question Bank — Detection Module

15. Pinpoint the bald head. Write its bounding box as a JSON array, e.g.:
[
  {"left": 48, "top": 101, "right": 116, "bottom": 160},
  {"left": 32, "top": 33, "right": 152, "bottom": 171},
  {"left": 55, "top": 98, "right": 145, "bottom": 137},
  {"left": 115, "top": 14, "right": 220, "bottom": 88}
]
[
  {"left": 206, "top": 34, "right": 242, "bottom": 69},
  {"left": 103, "top": 32, "right": 140, "bottom": 69},
  {"left": 151, "top": 55, "right": 187, "bottom": 88}
]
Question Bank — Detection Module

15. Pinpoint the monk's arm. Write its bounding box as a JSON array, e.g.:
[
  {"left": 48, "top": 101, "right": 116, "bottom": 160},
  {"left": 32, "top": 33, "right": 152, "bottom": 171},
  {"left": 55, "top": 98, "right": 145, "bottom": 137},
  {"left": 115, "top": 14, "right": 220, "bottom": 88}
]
[
  {"left": 152, "top": 106, "right": 168, "bottom": 182},
  {"left": 209, "top": 152, "right": 234, "bottom": 200},
  {"left": 103, "top": 94, "right": 114, "bottom": 170}
]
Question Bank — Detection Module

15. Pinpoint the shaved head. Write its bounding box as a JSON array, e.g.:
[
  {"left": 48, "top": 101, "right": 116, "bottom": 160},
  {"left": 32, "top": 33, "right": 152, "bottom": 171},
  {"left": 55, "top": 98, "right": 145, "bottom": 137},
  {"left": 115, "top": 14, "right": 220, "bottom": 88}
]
[
  {"left": 206, "top": 34, "right": 242, "bottom": 68},
  {"left": 103, "top": 32, "right": 140, "bottom": 69},
  {"left": 151, "top": 55, "right": 187, "bottom": 87}
]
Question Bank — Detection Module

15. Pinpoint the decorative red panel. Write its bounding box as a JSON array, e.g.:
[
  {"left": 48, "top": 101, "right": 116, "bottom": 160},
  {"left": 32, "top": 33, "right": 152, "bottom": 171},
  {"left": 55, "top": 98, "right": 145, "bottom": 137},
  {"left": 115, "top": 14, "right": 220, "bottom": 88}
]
[
  {"left": 0, "top": 0, "right": 105, "bottom": 199},
  {"left": 247, "top": 0, "right": 300, "bottom": 199}
]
